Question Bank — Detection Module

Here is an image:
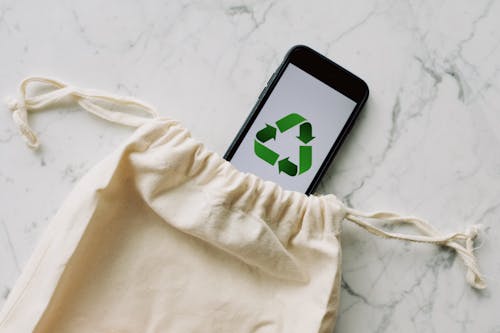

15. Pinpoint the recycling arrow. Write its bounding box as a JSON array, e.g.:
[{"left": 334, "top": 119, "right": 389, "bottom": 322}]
[
  {"left": 299, "top": 145, "right": 312, "bottom": 174},
  {"left": 276, "top": 113, "right": 306, "bottom": 133},
  {"left": 278, "top": 157, "right": 297, "bottom": 176},
  {"left": 256, "top": 124, "right": 277, "bottom": 142},
  {"left": 297, "top": 122, "right": 315, "bottom": 144},
  {"left": 254, "top": 140, "right": 279, "bottom": 166},
  {"left": 253, "top": 112, "right": 315, "bottom": 177}
]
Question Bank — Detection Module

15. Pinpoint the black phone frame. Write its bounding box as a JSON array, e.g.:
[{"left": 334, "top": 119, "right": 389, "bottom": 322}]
[{"left": 223, "top": 45, "right": 369, "bottom": 195}]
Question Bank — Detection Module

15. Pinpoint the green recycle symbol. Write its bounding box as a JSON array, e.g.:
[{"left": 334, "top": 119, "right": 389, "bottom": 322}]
[{"left": 254, "top": 113, "right": 315, "bottom": 176}]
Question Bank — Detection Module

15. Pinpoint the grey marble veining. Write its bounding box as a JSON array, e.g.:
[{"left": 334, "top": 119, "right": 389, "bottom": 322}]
[{"left": 0, "top": 0, "right": 499, "bottom": 332}]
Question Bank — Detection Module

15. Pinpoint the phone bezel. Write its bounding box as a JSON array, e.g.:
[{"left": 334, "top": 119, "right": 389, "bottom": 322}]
[{"left": 224, "top": 45, "right": 369, "bottom": 195}]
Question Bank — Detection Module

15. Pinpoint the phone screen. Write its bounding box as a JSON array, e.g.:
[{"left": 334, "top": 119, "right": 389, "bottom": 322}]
[{"left": 230, "top": 63, "right": 357, "bottom": 193}]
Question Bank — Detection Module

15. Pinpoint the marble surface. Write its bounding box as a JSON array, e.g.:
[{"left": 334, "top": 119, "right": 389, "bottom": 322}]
[{"left": 1, "top": 0, "right": 499, "bottom": 331}]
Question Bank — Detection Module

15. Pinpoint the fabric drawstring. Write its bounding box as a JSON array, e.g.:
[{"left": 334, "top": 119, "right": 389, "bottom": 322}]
[
  {"left": 5, "top": 77, "right": 487, "bottom": 291},
  {"left": 6, "top": 77, "right": 159, "bottom": 149},
  {"left": 343, "top": 207, "right": 486, "bottom": 290}
]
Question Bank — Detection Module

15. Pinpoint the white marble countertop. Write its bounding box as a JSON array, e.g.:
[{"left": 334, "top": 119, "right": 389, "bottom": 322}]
[{"left": 1, "top": 0, "right": 499, "bottom": 331}]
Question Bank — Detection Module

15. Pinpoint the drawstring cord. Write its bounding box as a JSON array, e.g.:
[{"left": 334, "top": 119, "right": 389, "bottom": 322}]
[
  {"left": 6, "top": 77, "right": 159, "bottom": 149},
  {"left": 5, "top": 77, "right": 486, "bottom": 289},
  {"left": 344, "top": 207, "right": 486, "bottom": 289}
]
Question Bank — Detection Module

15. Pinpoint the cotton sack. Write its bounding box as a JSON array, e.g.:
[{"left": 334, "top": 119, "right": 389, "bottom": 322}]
[{"left": 0, "top": 77, "right": 486, "bottom": 333}]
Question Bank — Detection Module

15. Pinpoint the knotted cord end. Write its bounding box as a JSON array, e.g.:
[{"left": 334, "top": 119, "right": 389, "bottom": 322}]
[
  {"left": 462, "top": 224, "right": 487, "bottom": 290},
  {"left": 5, "top": 96, "right": 40, "bottom": 150},
  {"left": 342, "top": 205, "right": 487, "bottom": 290},
  {"left": 5, "top": 96, "right": 20, "bottom": 112},
  {"left": 6, "top": 76, "right": 161, "bottom": 149}
]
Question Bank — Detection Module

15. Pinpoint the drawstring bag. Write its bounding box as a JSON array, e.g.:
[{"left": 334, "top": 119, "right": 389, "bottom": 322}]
[{"left": 0, "top": 77, "right": 486, "bottom": 333}]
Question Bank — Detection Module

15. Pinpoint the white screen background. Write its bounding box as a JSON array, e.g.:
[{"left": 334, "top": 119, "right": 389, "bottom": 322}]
[{"left": 231, "top": 63, "right": 356, "bottom": 193}]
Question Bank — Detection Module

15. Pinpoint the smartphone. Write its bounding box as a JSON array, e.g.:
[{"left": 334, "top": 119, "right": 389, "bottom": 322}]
[{"left": 224, "top": 45, "right": 369, "bottom": 195}]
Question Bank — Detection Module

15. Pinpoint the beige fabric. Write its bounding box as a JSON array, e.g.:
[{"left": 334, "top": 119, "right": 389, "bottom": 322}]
[{"left": 0, "top": 77, "right": 486, "bottom": 333}]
